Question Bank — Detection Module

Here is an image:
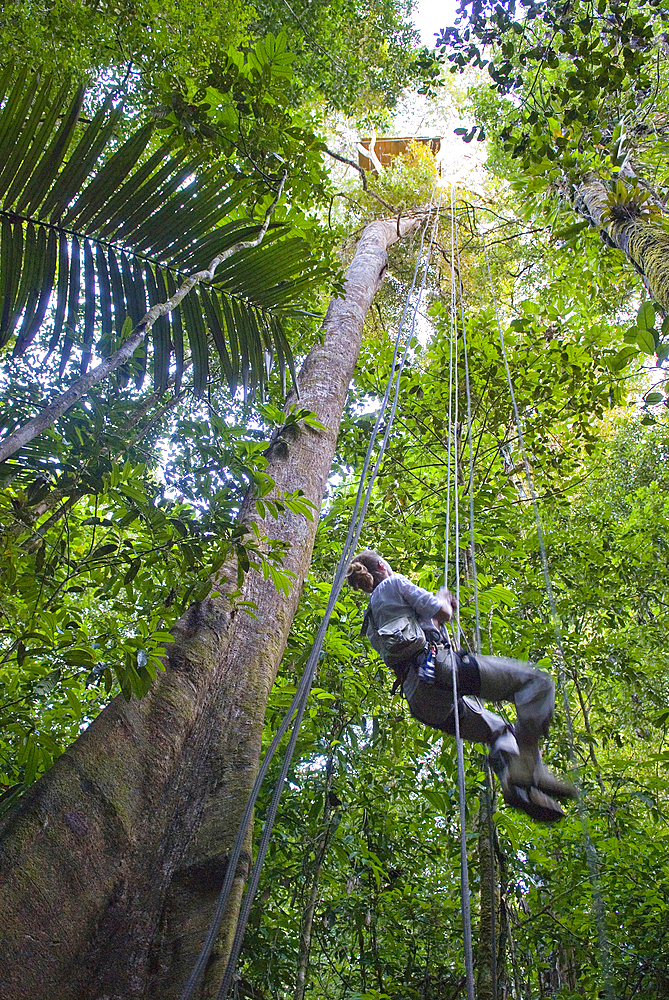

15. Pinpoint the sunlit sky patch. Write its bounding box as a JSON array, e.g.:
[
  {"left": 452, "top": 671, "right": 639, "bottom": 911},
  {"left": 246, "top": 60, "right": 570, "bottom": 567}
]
[{"left": 412, "top": 0, "right": 458, "bottom": 47}]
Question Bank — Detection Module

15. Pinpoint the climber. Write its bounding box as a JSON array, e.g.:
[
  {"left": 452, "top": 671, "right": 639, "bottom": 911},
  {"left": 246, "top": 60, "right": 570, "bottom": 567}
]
[{"left": 345, "top": 550, "right": 577, "bottom": 823}]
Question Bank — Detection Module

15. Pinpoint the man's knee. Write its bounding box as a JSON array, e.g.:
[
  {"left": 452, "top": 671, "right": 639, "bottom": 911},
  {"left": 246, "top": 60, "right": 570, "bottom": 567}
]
[
  {"left": 515, "top": 668, "right": 555, "bottom": 740},
  {"left": 516, "top": 667, "right": 554, "bottom": 708}
]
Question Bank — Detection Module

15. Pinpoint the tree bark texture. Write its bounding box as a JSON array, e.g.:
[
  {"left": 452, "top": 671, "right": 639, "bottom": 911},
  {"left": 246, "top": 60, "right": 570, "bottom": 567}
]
[
  {"left": 0, "top": 216, "right": 421, "bottom": 1000},
  {"left": 574, "top": 174, "right": 669, "bottom": 312}
]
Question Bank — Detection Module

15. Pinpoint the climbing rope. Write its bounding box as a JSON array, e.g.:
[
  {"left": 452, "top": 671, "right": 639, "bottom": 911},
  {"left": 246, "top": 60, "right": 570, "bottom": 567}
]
[
  {"left": 454, "top": 196, "right": 498, "bottom": 1000},
  {"left": 181, "top": 189, "right": 442, "bottom": 1000},
  {"left": 480, "top": 221, "right": 616, "bottom": 1000},
  {"left": 445, "top": 182, "right": 476, "bottom": 1000},
  {"left": 443, "top": 185, "right": 456, "bottom": 583}
]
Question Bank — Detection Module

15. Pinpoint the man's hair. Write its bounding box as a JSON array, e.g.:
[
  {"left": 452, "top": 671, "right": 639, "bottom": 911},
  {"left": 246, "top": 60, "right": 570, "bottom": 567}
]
[{"left": 345, "top": 550, "right": 391, "bottom": 593}]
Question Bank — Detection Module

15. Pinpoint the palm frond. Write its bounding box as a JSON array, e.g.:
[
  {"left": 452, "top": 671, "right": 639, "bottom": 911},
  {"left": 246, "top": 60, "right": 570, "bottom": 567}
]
[{"left": 0, "top": 65, "right": 331, "bottom": 400}]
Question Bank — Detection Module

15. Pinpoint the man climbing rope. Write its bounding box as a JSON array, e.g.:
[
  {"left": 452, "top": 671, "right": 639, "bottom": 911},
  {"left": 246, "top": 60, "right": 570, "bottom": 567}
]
[{"left": 345, "top": 550, "right": 577, "bottom": 823}]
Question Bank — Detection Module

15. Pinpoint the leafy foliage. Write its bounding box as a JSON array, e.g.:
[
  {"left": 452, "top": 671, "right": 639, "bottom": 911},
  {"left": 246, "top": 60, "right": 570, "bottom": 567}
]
[
  {"left": 0, "top": 0, "right": 439, "bottom": 124},
  {"left": 228, "top": 205, "right": 669, "bottom": 999},
  {"left": 438, "top": 0, "right": 669, "bottom": 330},
  {"left": 0, "top": 378, "right": 315, "bottom": 799},
  {"left": 371, "top": 140, "right": 439, "bottom": 215},
  {"left": 0, "top": 0, "right": 250, "bottom": 85},
  {"left": 0, "top": 56, "right": 332, "bottom": 401}
]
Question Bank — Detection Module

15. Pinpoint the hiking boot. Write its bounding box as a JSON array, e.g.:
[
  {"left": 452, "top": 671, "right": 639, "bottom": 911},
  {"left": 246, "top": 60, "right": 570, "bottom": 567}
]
[
  {"left": 489, "top": 745, "right": 576, "bottom": 823},
  {"left": 501, "top": 783, "right": 567, "bottom": 823},
  {"left": 505, "top": 745, "right": 577, "bottom": 801}
]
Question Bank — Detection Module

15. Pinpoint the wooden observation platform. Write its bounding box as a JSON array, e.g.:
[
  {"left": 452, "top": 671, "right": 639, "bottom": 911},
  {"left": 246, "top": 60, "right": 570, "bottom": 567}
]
[{"left": 357, "top": 136, "right": 442, "bottom": 174}]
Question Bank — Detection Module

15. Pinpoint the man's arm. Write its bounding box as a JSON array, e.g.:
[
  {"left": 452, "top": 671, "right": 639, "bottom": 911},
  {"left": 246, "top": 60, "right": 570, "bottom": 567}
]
[{"left": 393, "top": 576, "right": 456, "bottom": 623}]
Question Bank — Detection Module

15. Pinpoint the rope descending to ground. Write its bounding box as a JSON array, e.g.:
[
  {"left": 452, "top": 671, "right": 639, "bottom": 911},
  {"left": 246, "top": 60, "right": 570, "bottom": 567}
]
[
  {"left": 181, "top": 188, "right": 442, "bottom": 1000},
  {"left": 455, "top": 194, "right": 497, "bottom": 1000},
  {"left": 445, "top": 182, "right": 476, "bottom": 1000},
  {"left": 480, "top": 221, "right": 616, "bottom": 1000}
]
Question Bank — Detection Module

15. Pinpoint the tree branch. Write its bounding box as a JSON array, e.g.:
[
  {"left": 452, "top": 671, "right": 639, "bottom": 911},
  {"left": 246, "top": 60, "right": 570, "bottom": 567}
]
[
  {"left": 323, "top": 147, "right": 397, "bottom": 214},
  {"left": 324, "top": 147, "right": 368, "bottom": 189}
]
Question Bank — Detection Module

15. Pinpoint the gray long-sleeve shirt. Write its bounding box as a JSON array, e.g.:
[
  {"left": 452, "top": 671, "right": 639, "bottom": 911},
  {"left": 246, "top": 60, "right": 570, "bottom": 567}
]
[{"left": 365, "top": 573, "right": 442, "bottom": 658}]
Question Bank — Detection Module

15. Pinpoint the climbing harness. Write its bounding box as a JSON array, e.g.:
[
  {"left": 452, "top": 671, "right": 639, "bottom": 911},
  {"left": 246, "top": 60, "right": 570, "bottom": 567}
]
[{"left": 181, "top": 187, "right": 442, "bottom": 1000}]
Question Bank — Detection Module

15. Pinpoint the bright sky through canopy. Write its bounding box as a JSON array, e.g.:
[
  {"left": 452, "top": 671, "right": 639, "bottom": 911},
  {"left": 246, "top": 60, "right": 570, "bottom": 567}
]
[{"left": 412, "top": 0, "right": 458, "bottom": 46}]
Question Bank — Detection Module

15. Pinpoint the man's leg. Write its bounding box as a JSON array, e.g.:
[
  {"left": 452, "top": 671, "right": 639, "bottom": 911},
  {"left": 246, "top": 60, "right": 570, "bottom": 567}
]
[
  {"left": 456, "top": 652, "right": 576, "bottom": 820},
  {"left": 436, "top": 691, "right": 569, "bottom": 823},
  {"left": 461, "top": 653, "right": 554, "bottom": 743}
]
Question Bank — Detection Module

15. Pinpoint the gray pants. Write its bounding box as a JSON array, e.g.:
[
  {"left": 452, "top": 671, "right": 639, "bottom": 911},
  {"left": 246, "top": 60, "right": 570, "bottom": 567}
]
[{"left": 402, "top": 650, "right": 555, "bottom": 747}]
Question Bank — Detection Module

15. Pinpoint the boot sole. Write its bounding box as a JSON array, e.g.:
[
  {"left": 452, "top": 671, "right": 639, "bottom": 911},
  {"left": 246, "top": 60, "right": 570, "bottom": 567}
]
[{"left": 503, "top": 784, "right": 566, "bottom": 823}]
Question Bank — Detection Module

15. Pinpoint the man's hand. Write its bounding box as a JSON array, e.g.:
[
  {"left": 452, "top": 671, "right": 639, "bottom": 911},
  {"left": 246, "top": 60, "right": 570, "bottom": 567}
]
[{"left": 434, "top": 586, "right": 456, "bottom": 623}]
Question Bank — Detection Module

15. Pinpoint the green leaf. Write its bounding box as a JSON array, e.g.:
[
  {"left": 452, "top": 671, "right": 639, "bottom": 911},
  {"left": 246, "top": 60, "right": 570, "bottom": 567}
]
[
  {"left": 421, "top": 788, "right": 449, "bottom": 813},
  {"left": 81, "top": 239, "right": 95, "bottom": 372},
  {"left": 637, "top": 300, "right": 656, "bottom": 331},
  {"left": 59, "top": 234, "right": 80, "bottom": 375},
  {"left": 181, "top": 287, "right": 209, "bottom": 397},
  {"left": 636, "top": 328, "right": 656, "bottom": 355},
  {"left": 611, "top": 344, "right": 639, "bottom": 371},
  {"left": 91, "top": 543, "right": 117, "bottom": 559},
  {"left": 554, "top": 219, "right": 589, "bottom": 242},
  {"left": 149, "top": 265, "right": 171, "bottom": 394},
  {"left": 123, "top": 557, "right": 141, "bottom": 584},
  {"left": 166, "top": 270, "right": 184, "bottom": 393}
]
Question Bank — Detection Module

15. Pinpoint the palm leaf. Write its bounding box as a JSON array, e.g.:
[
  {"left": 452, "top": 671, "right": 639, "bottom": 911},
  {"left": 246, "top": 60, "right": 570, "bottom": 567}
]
[
  {"left": 96, "top": 242, "right": 113, "bottom": 343},
  {"left": 165, "top": 270, "right": 184, "bottom": 394},
  {"left": 0, "top": 64, "right": 334, "bottom": 402},
  {"left": 82, "top": 239, "right": 95, "bottom": 372},
  {"left": 182, "top": 289, "right": 210, "bottom": 397},
  {"left": 107, "top": 247, "right": 126, "bottom": 339},
  {"left": 200, "top": 285, "right": 234, "bottom": 390},
  {"left": 0, "top": 218, "right": 24, "bottom": 346},
  {"left": 150, "top": 266, "right": 172, "bottom": 395},
  {"left": 59, "top": 235, "right": 80, "bottom": 375},
  {"left": 12, "top": 224, "right": 46, "bottom": 356},
  {"left": 48, "top": 233, "right": 69, "bottom": 352},
  {"left": 13, "top": 227, "right": 57, "bottom": 355},
  {"left": 219, "top": 294, "right": 240, "bottom": 397}
]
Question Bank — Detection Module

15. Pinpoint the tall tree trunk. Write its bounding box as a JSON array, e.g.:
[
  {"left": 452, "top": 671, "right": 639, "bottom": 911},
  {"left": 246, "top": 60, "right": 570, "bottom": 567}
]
[
  {"left": 505, "top": 905, "right": 522, "bottom": 1000},
  {"left": 574, "top": 174, "right": 669, "bottom": 312},
  {"left": 0, "top": 215, "right": 421, "bottom": 1000},
  {"left": 495, "top": 815, "right": 510, "bottom": 999}
]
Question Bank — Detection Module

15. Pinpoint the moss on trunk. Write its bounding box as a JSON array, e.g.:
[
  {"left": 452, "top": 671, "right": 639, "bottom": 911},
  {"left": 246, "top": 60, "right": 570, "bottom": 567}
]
[{"left": 575, "top": 175, "right": 669, "bottom": 313}]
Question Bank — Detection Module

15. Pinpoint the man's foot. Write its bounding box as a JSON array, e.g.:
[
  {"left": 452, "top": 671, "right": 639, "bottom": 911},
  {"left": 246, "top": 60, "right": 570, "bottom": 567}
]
[
  {"left": 501, "top": 782, "right": 567, "bottom": 823},
  {"left": 489, "top": 745, "right": 577, "bottom": 823},
  {"left": 506, "top": 746, "right": 577, "bottom": 800}
]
